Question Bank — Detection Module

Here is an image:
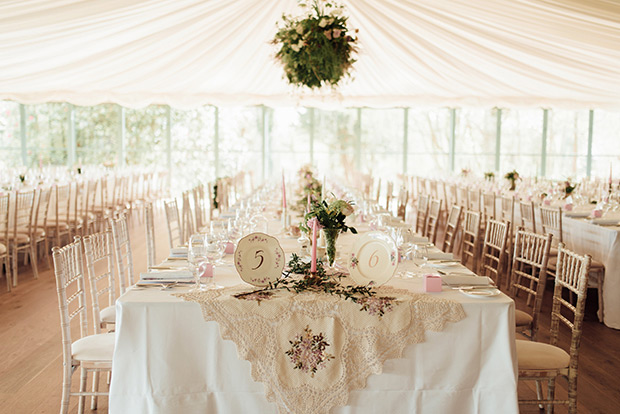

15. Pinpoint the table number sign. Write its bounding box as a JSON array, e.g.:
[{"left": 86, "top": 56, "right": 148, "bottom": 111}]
[
  {"left": 234, "top": 232, "right": 285, "bottom": 286},
  {"left": 348, "top": 231, "right": 398, "bottom": 286}
]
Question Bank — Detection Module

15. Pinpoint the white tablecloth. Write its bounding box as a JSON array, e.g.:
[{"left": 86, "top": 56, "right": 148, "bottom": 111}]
[{"left": 109, "top": 231, "right": 518, "bottom": 413}]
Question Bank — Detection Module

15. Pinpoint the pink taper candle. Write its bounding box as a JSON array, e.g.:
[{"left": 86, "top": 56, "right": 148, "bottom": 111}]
[
  {"left": 310, "top": 220, "right": 317, "bottom": 273},
  {"left": 282, "top": 172, "right": 287, "bottom": 209}
]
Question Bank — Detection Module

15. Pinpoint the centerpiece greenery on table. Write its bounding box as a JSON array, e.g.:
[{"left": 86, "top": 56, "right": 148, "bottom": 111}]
[
  {"left": 295, "top": 164, "right": 322, "bottom": 212},
  {"left": 563, "top": 180, "right": 576, "bottom": 199},
  {"left": 272, "top": 0, "right": 358, "bottom": 89},
  {"left": 301, "top": 197, "right": 357, "bottom": 266},
  {"left": 504, "top": 169, "right": 520, "bottom": 191}
]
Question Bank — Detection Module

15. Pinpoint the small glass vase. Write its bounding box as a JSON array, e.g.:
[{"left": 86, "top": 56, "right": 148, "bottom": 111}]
[{"left": 322, "top": 228, "right": 341, "bottom": 267}]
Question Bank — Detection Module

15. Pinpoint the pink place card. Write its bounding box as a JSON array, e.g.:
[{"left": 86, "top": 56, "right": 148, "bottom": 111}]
[
  {"left": 225, "top": 242, "right": 235, "bottom": 254},
  {"left": 592, "top": 209, "right": 603, "bottom": 218},
  {"left": 564, "top": 203, "right": 573, "bottom": 211},
  {"left": 544, "top": 199, "right": 551, "bottom": 206},
  {"left": 424, "top": 274, "right": 443, "bottom": 293}
]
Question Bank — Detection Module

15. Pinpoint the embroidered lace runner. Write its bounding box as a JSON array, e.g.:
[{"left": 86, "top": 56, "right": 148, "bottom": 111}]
[{"left": 177, "top": 284, "right": 465, "bottom": 414}]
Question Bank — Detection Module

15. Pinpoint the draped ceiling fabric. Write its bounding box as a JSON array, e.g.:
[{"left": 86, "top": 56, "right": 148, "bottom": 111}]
[{"left": 0, "top": 0, "right": 619, "bottom": 109}]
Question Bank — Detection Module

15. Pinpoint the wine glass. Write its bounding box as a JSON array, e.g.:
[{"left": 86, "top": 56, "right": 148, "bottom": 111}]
[
  {"left": 204, "top": 235, "right": 224, "bottom": 289},
  {"left": 399, "top": 228, "right": 415, "bottom": 260},
  {"left": 412, "top": 243, "right": 429, "bottom": 266},
  {"left": 188, "top": 234, "right": 207, "bottom": 291}
]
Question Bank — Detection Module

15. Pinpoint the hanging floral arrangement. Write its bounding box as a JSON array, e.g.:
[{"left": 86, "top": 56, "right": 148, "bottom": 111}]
[{"left": 272, "top": 0, "right": 358, "bottom": 89}]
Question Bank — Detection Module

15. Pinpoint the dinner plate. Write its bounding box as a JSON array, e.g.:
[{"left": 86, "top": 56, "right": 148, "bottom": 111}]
[
  {"left": 234, "top": 232, "right": 285, "bottom": 287},
  {"left": 348, "top": 231, "right": 398, "bottom": 286},
  {"left": 426, "top": 260, "right": 461, "bottom": 268},
  {"left": 458, "top": 287, "right": 500, "bottom": 298}
]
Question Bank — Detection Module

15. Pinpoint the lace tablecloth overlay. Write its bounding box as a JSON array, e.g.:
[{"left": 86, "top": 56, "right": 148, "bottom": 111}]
[{"left": 177, "top": 284, "right": 465, "bottom": 414}]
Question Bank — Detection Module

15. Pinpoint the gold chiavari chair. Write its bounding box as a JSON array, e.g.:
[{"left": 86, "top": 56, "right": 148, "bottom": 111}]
[
  {"left": 479, "top": 219, "right": 510, "bottom": 288},
  {"left": 510, "top": 228, "right": 552, "bottom": 341},
  {"left": 519, "top": 200, "right": 536, "bottom": 233},
  {"left": 164, "top": 198, "right": 184, "bottom": 249},
  {"left": 144, "top": 201, "right": 157, "bottom": 270},
  {"left": 110, "top": 214, "right": 134, "bottom": 295},
  {"left": 425, "top": 198, "right": 442, "bottom": 244},
  {"left": 441, "top": 204, "right": 462, "bottom": 254},
  {"left": 0, "top": 194, "right": 10, "bottom": 291},
  {"left": 83, "top": 230, "right": 117, "bottom": 332},
  {"left": 516, "top": 243, "right": 591, "bottom": 414},
  {"left": 460, "top": 209, "right": 481, "bottom": 273},
  {"left": 415, "top": 194, "right": 430, "bottom": 235}
]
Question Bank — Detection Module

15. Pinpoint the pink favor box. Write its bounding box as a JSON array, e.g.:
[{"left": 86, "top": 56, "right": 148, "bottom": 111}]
[
  {"left": 199, "top": 262, "right": 213, "bottom": 278},
  {"left": 225, "top": 242, "right": 235, "bottom": 254},
  {"left": 592, "top": 209, "right": 603, "bottom": 218},
  {"left": 564, "top": 203, "right": 573, "bottom": 211},
  {"left": 424, "top": 274, "right": 443, "bottom": 293}
]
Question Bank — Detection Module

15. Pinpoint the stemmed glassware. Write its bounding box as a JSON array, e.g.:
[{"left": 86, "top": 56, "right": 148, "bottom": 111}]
[{"left": 188, "top": 234, "right": 208, "bottom": 291}]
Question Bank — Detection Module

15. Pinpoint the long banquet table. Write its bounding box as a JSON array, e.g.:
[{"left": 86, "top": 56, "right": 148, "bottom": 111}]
[{"left": 109, "top": 223, "right": 518, "bottom": 413}]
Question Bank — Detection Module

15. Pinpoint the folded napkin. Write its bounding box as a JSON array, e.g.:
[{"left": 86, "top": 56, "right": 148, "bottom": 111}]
[
  {"left": 412, "top": 236, "right": 429, "bottom": 244},
  {"left": 140, "top": 270, "right": 193, "bottom": 280},
  {"left": 590, "top": 217, "right": 620, "bottom": 226},
  {"left": 441, "top": 275, "right": 492, "bottom": 286},
  {"left": 170, "top": 247, "right": 188, "bottom": 257},
  {"left": 426, "top": 252, "right": 454, "bottom": 260},
  {"left": 564, "top": 210, "right": 590, "bottom": 218}
]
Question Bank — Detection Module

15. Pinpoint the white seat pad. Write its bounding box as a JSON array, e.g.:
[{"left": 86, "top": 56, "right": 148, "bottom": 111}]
[
  {"left": 72, "top": 333, "right": 115, "bottom": 362},
  {"left": 100, "top": 305, "right": 116, "bottom": 324}
]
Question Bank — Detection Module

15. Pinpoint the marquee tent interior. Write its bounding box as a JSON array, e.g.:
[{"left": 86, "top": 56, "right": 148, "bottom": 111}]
[{"left": 1, "top": 1, "right": 620, "bottom": 414}]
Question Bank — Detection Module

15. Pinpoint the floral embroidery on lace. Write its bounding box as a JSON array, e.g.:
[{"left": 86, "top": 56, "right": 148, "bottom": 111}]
[
  {"left": 355, "top": 296, "right": 396, "bottom": 317},
  {"left": 285, "top": 325, "right": 334, "bottom": 377}
]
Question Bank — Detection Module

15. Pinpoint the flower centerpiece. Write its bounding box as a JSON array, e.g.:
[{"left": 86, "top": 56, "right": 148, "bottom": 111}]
[
  {"left": 295, "top": 164, "right": 322, "bottom": 212},
  {"left": 563, "top": 180, "right": 577, "bottom": 199},
  {"left": 302, "top": 197, "right": 357, "bottom": 266},
  {"left": 504, "top": 170, "right": 520, "bottom": 191},
  {"left": 484, "top": 171, "right": 495, "bottom": 181},
  {"left": 272, "top": 0, "right": 358, "bottom": 89}
]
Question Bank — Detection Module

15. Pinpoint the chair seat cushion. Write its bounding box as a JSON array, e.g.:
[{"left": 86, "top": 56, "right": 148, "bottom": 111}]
[
  {"left": 18, "top": 228, "right": 45, "bottom": 238},
  {"left": 0, "top": 242, "right": 6, "bottom": 255},
  {"left": 517, "top": 339, "right": 569, "bottom": 370},
  {"left": 590, "top": 259, "right": 604, "bottom": 270},
  {"left": 72, "top": 333, "right": 115, "bottom": 362},
  {"left": 515, "top": 309, "right": 533, "bottom": 327},
  {"left": 100, "top": 305, "right": 116, "bottom": 324},
  {"left": 2, "top": 233, "right": 30, "bottom": 243}
]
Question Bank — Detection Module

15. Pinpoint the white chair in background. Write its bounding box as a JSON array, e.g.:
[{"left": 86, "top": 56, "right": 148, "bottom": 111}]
[
  {"left": 0, "top": 194, "right": 10, "bottom": 291},
  {"left": 164, "top": 199, "right": 184, "bottom": 249},
  {"left": 52, "top": 237, "right": 114, "bottom": 414},
  {"left": 460, "top": 209, "right": 481, "bottom": 273},
  {"left": 441, "top": 204, "right": 462, "bottom": 254},
  {"left": 83, "top": 230, "right": 117, "bottom": 331},
  {"left": 110, "top": 214, "right": 134, "bottom": 295},
  {"left": 144, "top": 202, "right": 156, "bottom": 269},
  {"left": 10, "top": 190, "right": 38, "bottom": 285},
  {"left": 424, "top": 198, "right": 442, "bottom": 244}
]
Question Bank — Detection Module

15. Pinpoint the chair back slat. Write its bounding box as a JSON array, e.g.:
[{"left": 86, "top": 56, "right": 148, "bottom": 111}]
[
  {"left": 425, "top": 198, "right": 442, "bottom": 244},
  {"left": 84, "top": 230, "right": 116, "bottom": 333},
  {"left": 519, "top": 200, "right": 536, "bottom": 233},
  {"left": 460, "top": 209, "right": 481, "bottom": 272},
  {"left": 110, "top": 214, "right": 134, "bottom": 294},
  {"left": 145, "top": 202, "right": 156, "bottom": 269},
  {"left": 540, "top": 206, "right": 563, "bottom": 245},
  {"left": 480, "top": 219, "right": 510, "bottom": 287},
  {"left": 482, "top": 192, "right": 496, "bottom": 220},
  {"left": 415, "top": 194, "right": 429, "bottom": 234},
  {"left": 442, "top": 204, "right": 462, "bottom": 253}
]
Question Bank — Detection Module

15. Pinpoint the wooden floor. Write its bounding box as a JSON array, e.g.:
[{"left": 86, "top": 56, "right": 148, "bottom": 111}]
[{"left": 0, "top": 206, "right": 619, "bottom": 414}]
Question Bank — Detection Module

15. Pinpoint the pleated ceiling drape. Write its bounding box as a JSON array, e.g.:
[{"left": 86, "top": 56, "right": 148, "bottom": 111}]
[{"left": 0, "top": 0, "right": 619, "bottom": 108}]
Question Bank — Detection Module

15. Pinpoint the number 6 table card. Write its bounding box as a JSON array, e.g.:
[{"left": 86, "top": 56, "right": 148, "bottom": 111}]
[
  {"left": 348, "top": 231, "right": 398, "bottom": 286},
  {"left": 234, "top": 233, "right": 285, "bottom": 287}
]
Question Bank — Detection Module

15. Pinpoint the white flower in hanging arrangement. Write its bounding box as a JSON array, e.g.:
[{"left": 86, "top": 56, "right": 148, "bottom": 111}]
[{"left": 272, "top": 0, "right": 358, "bottom": 89}]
